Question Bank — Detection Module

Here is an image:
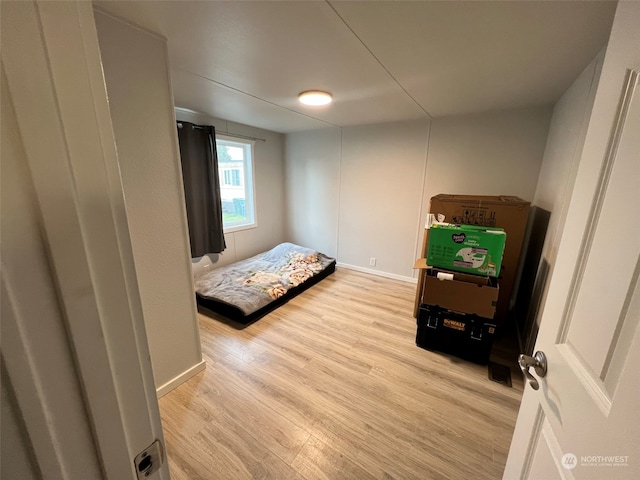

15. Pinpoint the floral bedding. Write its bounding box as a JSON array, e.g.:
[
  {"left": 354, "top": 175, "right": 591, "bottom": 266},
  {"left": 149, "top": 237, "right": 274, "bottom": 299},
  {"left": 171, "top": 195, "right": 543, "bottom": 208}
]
[{"left": 194, "top": 242, "right": 336, "bottom": 319}]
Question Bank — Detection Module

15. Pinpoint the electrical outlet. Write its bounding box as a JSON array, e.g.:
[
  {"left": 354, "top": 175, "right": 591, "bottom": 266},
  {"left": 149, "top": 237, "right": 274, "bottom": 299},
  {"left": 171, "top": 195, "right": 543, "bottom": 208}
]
[{"left": 369, "top": 257, "right": 376, "bottom": 267}]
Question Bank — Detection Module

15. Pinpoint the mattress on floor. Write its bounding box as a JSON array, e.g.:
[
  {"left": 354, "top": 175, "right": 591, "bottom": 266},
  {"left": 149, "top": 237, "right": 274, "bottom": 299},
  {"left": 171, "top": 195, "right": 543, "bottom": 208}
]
[{"left": 194, "top": 242, "right": 336, "bottom": 324}]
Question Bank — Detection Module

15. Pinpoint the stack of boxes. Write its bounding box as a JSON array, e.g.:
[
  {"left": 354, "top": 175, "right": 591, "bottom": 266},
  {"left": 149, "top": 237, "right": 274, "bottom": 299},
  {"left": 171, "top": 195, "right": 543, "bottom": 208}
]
[{"left": 414, "top": 195, "right": 530, "bottom": 364}]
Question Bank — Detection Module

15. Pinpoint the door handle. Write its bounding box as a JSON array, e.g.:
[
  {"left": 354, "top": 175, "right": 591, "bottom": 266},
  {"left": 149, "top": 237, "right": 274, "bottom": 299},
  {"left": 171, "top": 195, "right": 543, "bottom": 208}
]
[{"left": 518, "top": 351, "right": 547, "bottom": 390}]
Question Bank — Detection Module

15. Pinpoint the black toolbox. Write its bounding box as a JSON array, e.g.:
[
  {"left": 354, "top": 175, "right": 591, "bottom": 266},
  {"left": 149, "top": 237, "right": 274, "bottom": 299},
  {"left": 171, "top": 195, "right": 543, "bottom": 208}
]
[{"left": 416, "top": 304, "right": 496, "bottom": 364}]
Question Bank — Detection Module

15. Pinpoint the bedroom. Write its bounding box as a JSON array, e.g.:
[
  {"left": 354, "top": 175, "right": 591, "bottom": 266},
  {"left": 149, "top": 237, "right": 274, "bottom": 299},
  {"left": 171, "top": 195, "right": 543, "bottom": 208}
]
[{"left": 2, "top": 1, "right": 639, "bottom": 479}]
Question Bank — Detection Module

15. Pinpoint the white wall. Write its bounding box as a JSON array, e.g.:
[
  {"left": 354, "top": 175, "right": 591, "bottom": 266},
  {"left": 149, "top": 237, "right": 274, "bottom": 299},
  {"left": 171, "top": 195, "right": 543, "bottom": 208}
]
[
  {"left": 419, "top": 106, "right": 551, "bottom": 238},
  {"left": 286, "top": 120, "right": 430, "bottom": 281},
  {"left": 519, "top": 53, "right": 604, "bottom": 350},
  {"left": 95, "top": 12, "right": 203, "bottom": 394},
  {"left": 533, "top": 53, "right": 604, "bottom": 245},
  {"left": 338, "top": 120, "right": 430, "bottom": 279},
  {"left": 285, "top": 127, "right": 342, "bottom": 258},
  {"left": 526, "top": 1, "right": 640, "bottom": 349},
  {"left": 175, "top": 109, "right": 287, "bottom": 275},
  {"left": 285, "top": 108, "right": 552, "bottom": 281}
]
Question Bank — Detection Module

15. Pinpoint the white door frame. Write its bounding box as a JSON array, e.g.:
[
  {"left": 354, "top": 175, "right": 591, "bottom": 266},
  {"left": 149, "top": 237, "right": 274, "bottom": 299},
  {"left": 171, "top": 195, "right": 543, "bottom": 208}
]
[{"left": 2, "top": 1, "right": 168, "bottom": 478}]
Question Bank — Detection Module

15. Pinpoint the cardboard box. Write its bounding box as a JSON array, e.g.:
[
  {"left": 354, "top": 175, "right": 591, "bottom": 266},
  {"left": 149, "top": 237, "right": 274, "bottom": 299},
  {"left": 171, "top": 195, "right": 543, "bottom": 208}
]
[
  {"left": 416, "top": 305, "right": 496, "bottom": 364},
  {"left": 414, "top": 195, "right": 530, "bottom": 325},
  {"left": 426, "top": 224, "right": 506, "bottom": 277},
  {"left": 413, "top": 259, "right": 499, "bottom": 318}
]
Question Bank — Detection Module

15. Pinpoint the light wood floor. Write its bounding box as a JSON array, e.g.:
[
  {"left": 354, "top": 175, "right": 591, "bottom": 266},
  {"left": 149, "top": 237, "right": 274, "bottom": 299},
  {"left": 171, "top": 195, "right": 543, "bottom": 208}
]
[{"left": 159, "top": 268, "right": 524, "bottom": 480}]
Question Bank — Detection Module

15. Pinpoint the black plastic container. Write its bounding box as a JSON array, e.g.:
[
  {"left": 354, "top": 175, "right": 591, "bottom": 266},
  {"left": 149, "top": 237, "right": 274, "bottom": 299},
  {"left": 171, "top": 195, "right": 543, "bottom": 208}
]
[{"left": 416, "top": 304, "right": 496, "bottom": 364}]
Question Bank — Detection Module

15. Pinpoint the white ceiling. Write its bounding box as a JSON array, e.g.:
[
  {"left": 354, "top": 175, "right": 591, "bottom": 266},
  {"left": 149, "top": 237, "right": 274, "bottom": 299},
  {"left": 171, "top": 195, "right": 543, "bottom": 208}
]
[{"left": 94, "top": 1, "right": 617, "bottom": 133}]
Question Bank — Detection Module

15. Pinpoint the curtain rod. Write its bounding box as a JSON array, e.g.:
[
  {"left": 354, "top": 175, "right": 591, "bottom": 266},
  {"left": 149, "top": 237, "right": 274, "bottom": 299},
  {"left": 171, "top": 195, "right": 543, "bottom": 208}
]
[
  {"left": 218, "top": 131, "right": 266, "bottom": 143},
  {"left": 177, "top": 122, "right": 207, "bottom": 130},
  {"left": 177, "top": 122, "right": 266, "bottom": 142}
]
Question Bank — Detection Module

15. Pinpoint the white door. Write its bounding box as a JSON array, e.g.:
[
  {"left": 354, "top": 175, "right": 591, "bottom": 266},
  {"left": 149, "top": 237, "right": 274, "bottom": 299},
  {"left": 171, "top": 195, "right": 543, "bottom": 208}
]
[{"left": 503, "top": 58, "right": 640, "bottom": 480}]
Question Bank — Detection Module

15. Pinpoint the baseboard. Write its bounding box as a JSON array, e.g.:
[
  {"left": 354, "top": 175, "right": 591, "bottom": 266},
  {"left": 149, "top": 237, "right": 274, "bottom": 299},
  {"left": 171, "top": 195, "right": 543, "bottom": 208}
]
[
  {"left": 156, "top": 359, "right": 206, "bottom": 398},
  {"left": 337, "top": 262, "right": 417, "bottom": 284}
]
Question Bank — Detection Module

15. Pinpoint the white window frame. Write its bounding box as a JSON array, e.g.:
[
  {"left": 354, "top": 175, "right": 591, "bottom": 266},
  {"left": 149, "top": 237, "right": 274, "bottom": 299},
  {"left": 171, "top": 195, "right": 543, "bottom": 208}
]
[{"left": 216, "top": 134, "right": 257, "bottom": 232}]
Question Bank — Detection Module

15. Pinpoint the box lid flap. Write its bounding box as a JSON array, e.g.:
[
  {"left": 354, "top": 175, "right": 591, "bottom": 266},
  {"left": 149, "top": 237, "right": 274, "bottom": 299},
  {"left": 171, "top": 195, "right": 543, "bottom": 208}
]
[{"left": 413, "top": 258, "right": 429, "bottom": 270}]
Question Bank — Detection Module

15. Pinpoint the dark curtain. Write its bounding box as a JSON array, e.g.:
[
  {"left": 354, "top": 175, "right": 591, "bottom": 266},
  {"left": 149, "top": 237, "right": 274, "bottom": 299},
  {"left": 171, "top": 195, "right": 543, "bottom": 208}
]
[{"left": 176, "top": 121, "right": 226, "bottom": 256}]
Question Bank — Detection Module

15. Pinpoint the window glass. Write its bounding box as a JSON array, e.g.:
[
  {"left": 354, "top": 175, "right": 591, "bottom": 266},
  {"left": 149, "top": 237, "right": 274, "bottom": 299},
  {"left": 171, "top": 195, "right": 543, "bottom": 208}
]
[{"left": 216, "top": 135, "right": 256, "bottom": 231}]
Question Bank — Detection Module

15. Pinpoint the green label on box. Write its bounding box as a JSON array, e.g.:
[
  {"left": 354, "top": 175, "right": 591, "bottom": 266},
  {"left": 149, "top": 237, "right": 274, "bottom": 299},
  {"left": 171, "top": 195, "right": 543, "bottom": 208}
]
[{"left": 427, "top": 224, "right": 506, "bottom": 277}]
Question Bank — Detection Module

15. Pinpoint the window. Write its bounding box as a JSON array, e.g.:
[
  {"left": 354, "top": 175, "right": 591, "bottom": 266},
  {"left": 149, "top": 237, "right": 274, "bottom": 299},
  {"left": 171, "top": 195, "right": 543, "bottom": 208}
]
[
  {"left": 222, "top": 169, "right": 241, "bottom": 186},
  {"left": 216, "top": 135, "right": 256, "bottom": 231}
]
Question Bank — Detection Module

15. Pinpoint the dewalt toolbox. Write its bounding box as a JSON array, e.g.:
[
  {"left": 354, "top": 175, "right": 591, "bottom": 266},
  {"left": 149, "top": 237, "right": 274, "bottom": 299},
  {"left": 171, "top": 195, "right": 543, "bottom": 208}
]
[{"left": 416, "top": 305, "right": 496, "bottom": 364}]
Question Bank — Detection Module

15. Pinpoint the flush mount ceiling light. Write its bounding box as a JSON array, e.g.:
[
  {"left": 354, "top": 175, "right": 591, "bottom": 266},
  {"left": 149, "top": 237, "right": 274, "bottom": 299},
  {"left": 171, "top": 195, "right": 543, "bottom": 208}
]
[{"left": 298, "top": 90, "right": 333, "bottom": 106}]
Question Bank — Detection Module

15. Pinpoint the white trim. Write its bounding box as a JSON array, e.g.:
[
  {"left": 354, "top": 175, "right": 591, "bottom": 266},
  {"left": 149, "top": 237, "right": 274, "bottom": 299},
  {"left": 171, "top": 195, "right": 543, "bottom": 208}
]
[
  {"left": 337, "top": 262, "right": 418, "bottom": 284},
  {"left": 92, "top": 4, "right": 167, "bottom": 42},
  {"left": 157, "top": 360, "right": 207, "bottom": 398},
  {"left": 558, "top": 344, "right": 612, "bottom": 415},
  {"left": 335, "top": 128, "right": 344, "bottom": 261},
  {"left": 224, "top": 223, "right": 259, "bottom": 234},
  {"left": 557, "top": 68, "right": 638, "bottom": 346},
  {"left": 519, "top": 405, "right": 545, "bottom": 480},
  {"left": 1, "top": 281, "right": 73, "bottom": 478},
  {"left": 2, "top": 2, "right": 168, "bottom": 478},
  {"left": 413, "top": 121, "right": 431, "bottom": 274},
  {"left": 542, "top": 419, "right": 575, "bottom": 480}
]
